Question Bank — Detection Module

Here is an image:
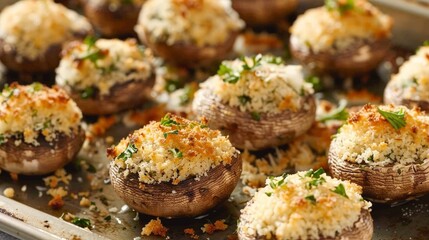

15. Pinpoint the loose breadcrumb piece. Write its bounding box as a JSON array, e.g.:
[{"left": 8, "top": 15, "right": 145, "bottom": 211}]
[
  {"left": 80, "top": 197, "right": 91, "bottom": 207},
  {"left": 9, "top": 173, "right": 18, "bottom": 181},
  {"left": 141, "top": 218, "right": 168, "bottom": 237},
  {"left": 47, "top": 187, "right": 68, "bottom": 198},
  {"left": 3, "top": 187, "right": 15, "bottom": 198},
  {"left": 48, "top": 195, "right": 65, "bottom": 209},
  {"left": 88, "top": 116, "right": 118, "bottom": 137},
  {"left": 184, "top": 228, "right": 199, "bottom": 239},
  {"left": 201, "top": 220, "right": 228, "bottom": 234}
]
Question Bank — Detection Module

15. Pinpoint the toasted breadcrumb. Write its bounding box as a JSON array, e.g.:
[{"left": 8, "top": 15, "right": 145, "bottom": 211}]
[
  {"left": 3, "top": 187, "right": 15, "bottom": 198},
  {"left": 88, "top": 116, "right": 117, "bottom": 137},
  {"left": 201, "top": 220, "right": 228, "bottom": 234},
  {"left": 141, "top": 218, "right": 168, "bottom": 237},
  {"left": 47, "top": 187, "right": 68, "bottom": 198},
  {"left": 80, "top": 197, "right": 91, "bottom": 207},
  {"left": 48, "top": 195, "right": 65, "bottom": 210},
  {"left": 184, "top": 228, "right": 199, "bottom": 239},
  {"left": 9, "top": 173, "right": 18, "bottom": 181}
]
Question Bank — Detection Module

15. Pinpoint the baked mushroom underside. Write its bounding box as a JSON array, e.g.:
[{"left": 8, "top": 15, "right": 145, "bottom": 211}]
[
  {"left": 384, "top": 82, "right": 429, "bottom": 112},
  {"left": 192, "top": 88, "right": 316, "bottom": 150},
  {"left": 232, "top": 0, "right": 297, "bottom": 26},
  {"left": 109, "top": 155, "right": 242, "bottom": 218}
]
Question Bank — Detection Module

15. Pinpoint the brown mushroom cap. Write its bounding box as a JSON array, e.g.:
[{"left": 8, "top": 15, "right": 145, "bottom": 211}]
[
  {"left": 0, "top": 127, "right": 85, "bottom": 175},
  {"left": 232, "top": 0, "right": 297, "bottom": 27},
  {"left": 290, "top": 36, "right": 390, "bottom": 77},
  {"left": 238, "top": 208, "right": 373, "bottom": 240},
  {"left": 83, "top": 1, "right": 141, "bottom": 37},
  {"left": 329, "top": 142, "right": 429, "bottom": 203},
  {"left": 137, "top": 28, "right": 239, "bottom": 68},
  {"left": 192, "top": 87, "right": 316, "bottom": 150},
  {"left": 109, "top": 154, "right": 242, "bottom": 218},
  {"left": 64, "top": 77, "right": 155, "bottom": 116},
  {"left": 384, "top": 81, "right": 429, "bottom": 112}
]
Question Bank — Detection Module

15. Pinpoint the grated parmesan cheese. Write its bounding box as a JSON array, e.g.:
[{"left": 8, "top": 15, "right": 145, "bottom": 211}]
[
  {"left": 0, "top": 83, "right": 82, "bottom": 146},
  {"left": 198, "top": 56, "right": 314, "bottom": 114},
  {"left": 0, "top": 0, "right": 91, "bottom": 60},
  {"left": 56, "top": 38, "right": 154, "bottom": 96},
  {"left": 332, "top": 104, "right": 429, "bottom": 166},
  {"left": 290, "top": 0, "right": 392, "bottom": 53},
  {"left": 135, "top": 0, "right": 244, "bottom": 47},
  {"left": 108, "top": 114, "right": 237, "bottom": 184},
  {"left": 238, "top": 170, "right": 371, "bottom": 239},
  {"left": 386, "top": 46, "right": 429, "bottom": 101}
]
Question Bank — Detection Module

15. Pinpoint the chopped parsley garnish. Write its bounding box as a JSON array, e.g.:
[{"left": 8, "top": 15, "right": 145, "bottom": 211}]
[
  {"left": 305, "top": 195, "right": 317, "bottom": 205},
  {"left": 179, "top": 84, "right": 196, "bottom": 106},
  {"left": 169, "top": 148, "right": 183, "bottom": 158},
  {"left": 117, "top": 143, "right": 138, "bottom": 161},
  {"left": 305, "top": 75, "right": 322, "bottom": 92},
  {"left": 332, "top": 183, "right": 348, "bottom": 198},
  {"left": 104, "top": 215, "right": 111, "bottom": 221},
  {"left": 265, "top": 173, "right": 288, "bottom": 197},
  {"left": 165, "top": 80, "right": 181, "bottom": 93},
  {"left": 317, "top": 99, "right": 349, "bottom": 122},
  {"left": 305, "top": 168, "right": 325, "bottom": 178},
  {"left": 1, "top": 84, "right": 15, "bottom": 99},
  {"left": 250, "top": 112, "right": 261, "bottom": 121},
  {"left": 266, "top": 55, "right": 284, "bottom": 65},
  {"left": 325, "top": 0, "right": 355, "bottom": 14},
  {"left": 71, "top": 217, "right": 92, "bottom": 228},
  {"left": 217, "top": 63, "right": 240, "bottom": 84},
  {"left": 163, "top": 130, "right": 179, "bottom": 138},
  {"left": 304, "top": 168, "right": 326, "bottom": 189},
  {"left": 80, "top": 87, "right": 95, "bottom": 99},
  {"left": 377, "top": 107, "right": 406, "bottom": 130},
  {"left": 241, "top": 54, "right": 263, "bottom": 71},
  {"left": 30, "top": 82, "right": 43, "bottom": 92},
  {"left": 80, "top": 36, "right": 106, "bottom": 68},
  {"left": 84, "top": 36, "right": 97, "bottom": 49},
  {"left": 238, "top": 95, "right": 251, "bottom": 105},
  {"left": 160, "top": 114, "right": 179, "bottom": 127},
  {"left": 0, "top": 134, "right": 5, "bottom": 145},
  {"left": 423, "top": 40, "right": 429, "bottom": 47}
]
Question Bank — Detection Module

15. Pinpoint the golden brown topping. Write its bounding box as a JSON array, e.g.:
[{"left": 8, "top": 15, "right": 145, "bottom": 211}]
[{"left": 141, "top": 218, "right": 168, "bottom": 237}]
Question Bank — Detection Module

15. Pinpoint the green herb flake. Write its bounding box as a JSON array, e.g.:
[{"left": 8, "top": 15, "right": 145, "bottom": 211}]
[
  {"left": 325, "top": 0, "right": 355, "bottom": 14},
  {"left": 104, "top": 215, "right": 112, "bottom": 221},
  {"left": 238, "top": 95, "right": 251, "bottom": 105},
  {"left": 332, "top": 183, "right": 349, "bottom": 198},
  {"left": 169, "top": 148, "right": 183, "bottom": 158},
  {"left": 81, "top": 87, "right": 95, "bottom": 99},
  {"left": 265, "top": 192, "right": 272, "bottom": 197},
  {"left": 217, "top": 63, "right": 240, "bottom": 84},
  {"left": 165, "top": 80, "right": 181, "bottom": 93},
  {"left": 241, "top": 54, "right": 263, "bottom": 71},
  {"left": 423, "top": 40, "right": 429, "bottom": 47},
  {"left": 30, "top": 82, "right": 43, "bottom": 92},
  {"left": 305, "top": 195, "right": 317, "bottom": 204},
  {"left": 163, "top": 130, "right": 179, "bottom": 138},
  {"left": 266, "top": 56, "right": 284, "bottom": 65},
  {"left": 83, "top": 36, "right": 97, "bottom": 50},
  {"left": 117, "top": 143, "right": 138, "bottom": 161},
  {"left": 317, "top": 99, "right": 349, "bottom": 123},
  {"left": 179, "top": 84, "right": 195, "bottom": 106},
  {"left": 71, "top": 217, "right": 92, "bottom": 228},
  {"left": 305, "top": 168, "right": 325, "bottom": 178},
  {"left": 305, "top": 75, "right": 322, "bottom": 92},
  {"left": 377, "top": 107, "right": 406, "bottom": 130},
  {"left": 251, "top": 112, "right": 261, "bottom": 121},
  {"left": 160, "top": 114, "right": 179, "bottom": 127},
  {"left": 0, "top": 134, "right": 5, "bottom": 145}
]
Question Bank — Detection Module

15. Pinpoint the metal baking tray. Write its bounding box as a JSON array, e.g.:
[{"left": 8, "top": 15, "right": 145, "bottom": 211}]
[{"left": 1, "top": 0, "right": 429, "bottom": 239}]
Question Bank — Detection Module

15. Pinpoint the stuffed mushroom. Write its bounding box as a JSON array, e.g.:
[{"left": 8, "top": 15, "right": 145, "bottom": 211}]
[
  {"left": 329, "top": 104, "right": 429, "bottom": 203},
  {"left": 238, "top": 169, "right": 373, "bottom": 240},
  {"left": 108, "top": 114, "right": 241, "bottom": 218},
  {"left": 0, "top": 0, "right": 92, "bottom": 73},
  {"left": 0, "top": 83, "right": 85, "bottom": 175},
  {"left": 56, "top": 38, "right": 155, "bottom": 115},
  {"left": 192, "top": 55, "right": 316, "bottom": 150},
  {"left": 134, "top": 0, "right": 244, "bottom": 67},
  {"left": 289, "top": 0, "right": 392, "bottom": 76}
]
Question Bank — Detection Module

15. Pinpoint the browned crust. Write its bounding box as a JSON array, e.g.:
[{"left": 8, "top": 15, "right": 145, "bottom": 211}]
[
  {"left": 0, "top": 128, "right": 85, "bottom": 175},
  {"left": 64, "top": 77, "right": 155, "bottom": 116},
  {"left": 0, "top": 30, "right": 91, "bottom": 73},
  {"left": 109, "top": 155, "right": 242, "bottom": 218},
  {"left": 192, "top": 87, "right": 316, "bottom": 150},
  {"left": 328, "top": 143, "right": 429, "bottom": 203},
  {"left": 384, "top": 81, "right": 429, "bottom": 112},
  {"left": 83, "top": 2, "right": 141, "bottom": 37},
  {"left": 137, "top": 28, "right": 238, "bottom": 67},
  {"left": 232, "top": 0, "right": 297, "bottom": 26},
  {"left": 290, "top": 36, "right": 390, "bottom": 77},
  {"left": 238, "top": 208, "right": 373, "bottom": 240}
]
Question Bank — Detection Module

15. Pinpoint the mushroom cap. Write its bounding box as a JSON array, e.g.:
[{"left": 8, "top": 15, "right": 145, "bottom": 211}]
[
  {"left": 232, "top": 0, "right": 297, "bottom": 27},
  {"left": 0, "top": 127, "right": 85, "bottom": 175},
  {"left": 192, "top": 87, "right": 316, "bottom": 150},
  {"left": 384, "top": 78, "right": 429, "bottom": 112},
  {"left": 109, "top": 154, "right": 242, "bottom": 218}
]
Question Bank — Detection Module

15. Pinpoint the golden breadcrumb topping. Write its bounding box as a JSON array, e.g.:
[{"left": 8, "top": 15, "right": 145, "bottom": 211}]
[
  {"left": 141, "top": 218, "right": 168, "bottom": 237},
  {"left": 290, "top": 0, "right": 392, "bottom": 53},
  {"left": 136, "top": 0, "right": 244, "bottom": 46},
  {"left": 0, "top": 0, "right": 91, "bottom": 59},
  {"left": 108, "top": 114, "right": 237, "bottom": 184},
  {"left": 239, "top": 169, "right": 371, "bottom": 239},
  {"left": 0, "top": 83, "right": 82, "bottom": 145},
  {"left": 333, "top": 104, "right": 429, "bottom": 166},
  {"left": 56, "top": 38, "right": 153, "bottom": 95}
]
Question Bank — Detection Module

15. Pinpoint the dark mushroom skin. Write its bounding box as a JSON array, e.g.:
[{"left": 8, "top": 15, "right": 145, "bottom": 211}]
[
  {"left": 238, "top": 209, "right": 373, "bottom": 240},
  {"left": 232, "top": 0, "right": 297, "bottom": 27},
  {"left": 329, "top": 147, "right": 429, "bottom": 203},
  {"left": 290, "top": 36, "right": 391, "bottom": 77},
  {"left": 384, "top": 82, "right": 429, "bottom": 112},
  {"left": 137, "top": 29, "right": 239, "bottom": 68},
  {"left": 64, "top": 76, "right": 155, "bottom": 116},
  {"left": 109, "top": 155, "right": 242, "bottom": 218},
  {"left": 83, "top": 1, "right": 141, "bottom": 37},
  {"left": 192, "top": 87, "right": 316, "bottom": 150},
  {"left": 0, "top": 128, "right": 85, "bottom": 175}
]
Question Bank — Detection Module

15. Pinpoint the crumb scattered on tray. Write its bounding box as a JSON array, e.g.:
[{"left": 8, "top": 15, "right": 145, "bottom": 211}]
[
  {"left": 48, "top": 195, "right": 64, "bottom": 210},
  {"left": 88, "top": 116, "right": 118, "bottom": 137},
  {"left": 201, "top": 220, "right": 228, "bottom": 234},
  {"left": 9, "top": 173, "right": 18, "bottom": 181},
  {"left": 184, "top": 228, "right": 199, "bottom": 239},
  {"left": 141, "top": 218, "right": 168, "bottom": 237},
  {"left": 3, "top": 187, "right": 14, "bottom": 198},
  {"left": 80, "top": 197, "right": 91, "bottom": 207}
]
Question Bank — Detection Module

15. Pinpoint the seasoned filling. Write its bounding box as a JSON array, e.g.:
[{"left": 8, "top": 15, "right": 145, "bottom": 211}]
[
  {"left": 333, "top": 104, "right": 429, "bottom": 166},
  {"left": 0, "top": 0, "right": 91, "bottom": 60},
  {"left": 199, "top": 55, "right": 314, "bottom": 114},
  {"left": 290, "top": 0, "right": 392, "bottom": 53},
  {"left": 56, "top": 38, "right": 154, "bottom": 96},
  {"left": 0, "top": 83, "right": 82, "bottom": 145},
  {"left": 387, "top": 46, "right": 429, "bottom": 101},
  {"left": 136, "top": 0, "right": 244, "bottom": 47},
  {"left": 108, "top": 114, "right": 237, "bottom": 184},
  {"left": 239, "top": 169, "right": 371, "bottom": 239}
]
